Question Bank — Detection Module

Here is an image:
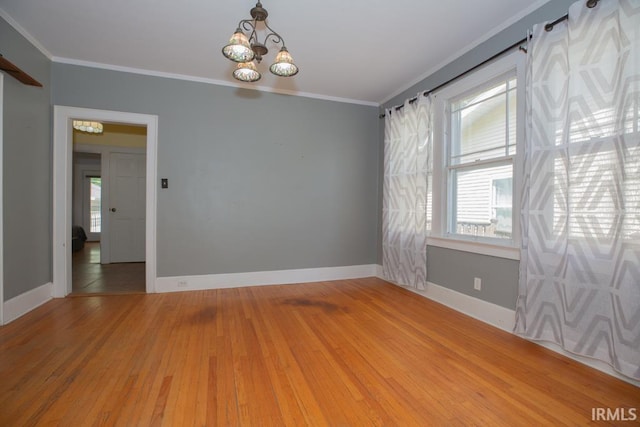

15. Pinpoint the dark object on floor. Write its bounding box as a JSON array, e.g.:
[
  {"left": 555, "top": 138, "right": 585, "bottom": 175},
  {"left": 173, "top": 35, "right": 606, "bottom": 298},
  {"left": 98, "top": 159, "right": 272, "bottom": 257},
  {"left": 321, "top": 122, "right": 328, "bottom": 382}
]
[{"left": 72, "top": 225, "right": 87, "bottom": 252}]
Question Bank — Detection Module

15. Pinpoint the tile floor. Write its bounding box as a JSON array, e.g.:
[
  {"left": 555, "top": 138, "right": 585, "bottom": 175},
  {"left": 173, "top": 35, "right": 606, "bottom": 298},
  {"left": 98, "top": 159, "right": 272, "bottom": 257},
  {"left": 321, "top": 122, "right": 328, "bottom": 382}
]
[{"left": 72, "top": 242, "right": 146, "bottom": 295}]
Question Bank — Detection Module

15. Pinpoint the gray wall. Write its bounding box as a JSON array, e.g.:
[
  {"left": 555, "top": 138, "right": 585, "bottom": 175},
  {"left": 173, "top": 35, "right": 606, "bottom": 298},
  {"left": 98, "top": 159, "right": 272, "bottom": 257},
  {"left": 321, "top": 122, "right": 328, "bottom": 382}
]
[
  {"left": 427, "top": 247, "right": 519, "bottom": 309},
  {"left": 380, "top": 0, "right": 575, "bottom": 309},
  {"left": 1, "top": 17, "right": 52, "bottom": 300},
  {"left": 52, "top": 64, "right": 380, "bottom": 277}
]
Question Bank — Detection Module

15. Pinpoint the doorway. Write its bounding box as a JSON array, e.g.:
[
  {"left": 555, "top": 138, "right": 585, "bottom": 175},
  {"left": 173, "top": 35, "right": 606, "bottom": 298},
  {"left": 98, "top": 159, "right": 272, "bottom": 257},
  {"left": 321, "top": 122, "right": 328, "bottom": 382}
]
[
  {"left": 70, "top": 124, "right": 148, "bottom": 294},
  {"left": 53, "top": 106, "right": 158, "bottom": 297}
]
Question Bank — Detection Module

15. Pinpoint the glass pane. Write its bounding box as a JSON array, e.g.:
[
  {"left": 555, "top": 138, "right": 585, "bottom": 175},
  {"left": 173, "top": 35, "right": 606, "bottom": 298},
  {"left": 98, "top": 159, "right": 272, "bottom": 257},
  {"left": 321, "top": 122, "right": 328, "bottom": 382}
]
[
  {"left": 451, "top": 76, "right": 516, "bottom": 164},
  {"left": 491, "top": 177, "right": 513, "bottom": 235},
  {"left": 451, "top": 164, "right": 512, "bottom": 239},
  {"left": 89, "top": 177, "right": 101, "bottom": 233},
  {"left": 508, "top": 88, "right": 517, "bottom": 155},
  {"left": 452, "top": 80, "right": 508, "bottom": 111}
]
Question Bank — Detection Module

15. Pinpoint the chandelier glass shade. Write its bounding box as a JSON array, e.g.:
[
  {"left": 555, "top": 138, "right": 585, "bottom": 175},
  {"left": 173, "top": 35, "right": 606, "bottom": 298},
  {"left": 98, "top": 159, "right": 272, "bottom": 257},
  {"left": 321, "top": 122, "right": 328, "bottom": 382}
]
[
  {"left": 222, "top": 1, "right": 298, "bottom": 82},
  {"left": 223, "top": 31, "right": 254, "bottom": 63},
  {"left": 269, "top": 47, "right": 298, "bottom": 77},
  {"left": 233, "top": 61, "right": 261, "bottom": 82},
  {"left": 73, "top": 120, "right": 103, "bottom": 134}
]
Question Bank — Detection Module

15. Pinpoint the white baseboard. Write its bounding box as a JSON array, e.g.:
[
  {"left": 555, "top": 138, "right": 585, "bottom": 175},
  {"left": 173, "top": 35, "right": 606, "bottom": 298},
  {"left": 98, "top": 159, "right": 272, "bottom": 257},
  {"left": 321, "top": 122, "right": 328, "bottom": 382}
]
[
  {"left": 156, "top": 264, "right": 378, "bottom": 293},
  {"left": 407, "top": 279, "right": 516, "bottom": 332},
  {"left": 375, "top": 264, "right": 384, "bottom": 278},
  {"left": 3, "top": 282, "right": 53, "bottom": 324},
  {"left": 376, "top": 267, "right": 639, "bottom": 387}
]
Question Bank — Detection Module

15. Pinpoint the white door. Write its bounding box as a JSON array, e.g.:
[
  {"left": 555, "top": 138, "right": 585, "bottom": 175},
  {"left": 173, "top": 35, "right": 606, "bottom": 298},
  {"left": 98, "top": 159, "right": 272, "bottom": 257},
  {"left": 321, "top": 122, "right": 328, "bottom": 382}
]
[{"left": 109, "top": 153, "right": 146, "bottom": 263}]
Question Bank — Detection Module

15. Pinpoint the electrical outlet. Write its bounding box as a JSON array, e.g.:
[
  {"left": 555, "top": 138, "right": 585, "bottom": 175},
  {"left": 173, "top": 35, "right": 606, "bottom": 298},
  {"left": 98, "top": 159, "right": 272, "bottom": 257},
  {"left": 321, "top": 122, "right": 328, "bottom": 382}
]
[
  {"left": 474, "top": 277, "right": 482, "bottom": 291},
  {"left": 177, "top": 280, "right": 188, "bottom": 288}
]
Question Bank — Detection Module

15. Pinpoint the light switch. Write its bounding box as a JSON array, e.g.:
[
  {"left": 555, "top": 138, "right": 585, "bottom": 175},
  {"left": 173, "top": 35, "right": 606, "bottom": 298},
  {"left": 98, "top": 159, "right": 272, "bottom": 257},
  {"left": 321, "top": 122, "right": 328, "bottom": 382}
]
[{"left": 161, "top": 178, "right": 168, "bottom": 189}]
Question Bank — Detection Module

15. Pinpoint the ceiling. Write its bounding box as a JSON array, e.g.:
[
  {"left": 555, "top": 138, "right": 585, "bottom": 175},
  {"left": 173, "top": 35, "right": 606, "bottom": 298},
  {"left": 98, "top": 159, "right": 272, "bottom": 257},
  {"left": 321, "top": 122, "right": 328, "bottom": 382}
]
[{"left": 0, "top": 0, "right": 550, "bottom": 105}]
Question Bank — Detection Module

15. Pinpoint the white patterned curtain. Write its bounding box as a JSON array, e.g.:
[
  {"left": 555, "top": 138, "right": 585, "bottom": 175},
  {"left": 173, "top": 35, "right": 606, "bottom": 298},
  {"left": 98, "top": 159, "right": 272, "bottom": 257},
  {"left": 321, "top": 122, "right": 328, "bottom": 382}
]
[
  {"left": 382, "top": 95, "right": 431, "bottom": 290},
  {"left": 516, "top": 0, "right": 640, "bottom": 380}
]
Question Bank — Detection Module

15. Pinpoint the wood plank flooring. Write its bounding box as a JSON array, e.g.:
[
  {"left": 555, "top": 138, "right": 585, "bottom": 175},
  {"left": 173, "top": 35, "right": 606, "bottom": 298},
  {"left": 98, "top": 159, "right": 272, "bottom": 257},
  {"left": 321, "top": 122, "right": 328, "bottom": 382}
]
[{"left": 0, "top": 278, "right": 638, "bottom": 426}]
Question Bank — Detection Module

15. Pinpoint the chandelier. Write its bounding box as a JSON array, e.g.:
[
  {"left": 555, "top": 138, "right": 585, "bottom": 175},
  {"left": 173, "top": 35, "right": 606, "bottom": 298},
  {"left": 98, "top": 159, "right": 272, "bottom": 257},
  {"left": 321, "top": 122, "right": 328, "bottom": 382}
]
[
  {"left": 73, "top": 120, "right": 103, "bottom": 134},
  {"left": 222, "top": 1, "right": 298, "bottom": 82}
]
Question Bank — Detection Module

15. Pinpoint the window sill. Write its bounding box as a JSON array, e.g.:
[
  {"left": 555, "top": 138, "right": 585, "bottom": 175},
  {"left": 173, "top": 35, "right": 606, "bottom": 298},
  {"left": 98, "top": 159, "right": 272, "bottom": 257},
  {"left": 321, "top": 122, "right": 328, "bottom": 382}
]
[{"left": 427, "top": 236, "right": 520, "bottom": 260}]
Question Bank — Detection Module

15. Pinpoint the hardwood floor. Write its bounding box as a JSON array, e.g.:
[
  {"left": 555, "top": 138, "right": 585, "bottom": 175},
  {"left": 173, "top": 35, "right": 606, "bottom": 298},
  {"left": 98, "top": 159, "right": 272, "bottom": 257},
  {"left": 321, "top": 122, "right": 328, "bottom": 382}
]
[
  {"left": 72, "top": 242, "right": 145, "bottom": 295},
  {"left": 0, "top": 278, "right": 637, "bottom": 426}
]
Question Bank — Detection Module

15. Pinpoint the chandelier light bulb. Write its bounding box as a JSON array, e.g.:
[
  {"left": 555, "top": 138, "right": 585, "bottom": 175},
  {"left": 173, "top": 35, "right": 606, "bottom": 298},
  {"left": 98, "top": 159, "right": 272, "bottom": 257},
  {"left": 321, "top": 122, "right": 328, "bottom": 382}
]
[{"left": 73, "top": 120, "right": 104, "bottom": 134}]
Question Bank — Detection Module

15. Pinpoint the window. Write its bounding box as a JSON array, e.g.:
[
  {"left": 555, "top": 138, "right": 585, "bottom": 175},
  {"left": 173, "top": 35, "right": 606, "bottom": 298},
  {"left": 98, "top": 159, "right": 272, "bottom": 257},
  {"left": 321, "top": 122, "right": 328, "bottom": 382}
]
[
  {"left": 89, "top": 177, "right": 101, "bottom": 233},
  {"left": 449, "top": 75, "right": 516, "bottom": 240},
  {"left": 431, "top": 52, "right": 524, "bottom": 259}
]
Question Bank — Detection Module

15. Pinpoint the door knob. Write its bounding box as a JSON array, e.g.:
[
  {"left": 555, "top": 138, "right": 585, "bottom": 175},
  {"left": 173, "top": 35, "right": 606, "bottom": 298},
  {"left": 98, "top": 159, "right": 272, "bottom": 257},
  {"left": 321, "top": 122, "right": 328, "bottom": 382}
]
[{"left": 110, "top": 208, "right": 117, "bottom": 212}]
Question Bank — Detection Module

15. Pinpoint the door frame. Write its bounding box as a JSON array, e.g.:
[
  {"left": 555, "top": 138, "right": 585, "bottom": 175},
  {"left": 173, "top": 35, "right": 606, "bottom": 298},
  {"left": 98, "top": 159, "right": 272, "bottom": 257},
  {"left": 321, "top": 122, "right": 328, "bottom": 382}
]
[
  {"left": 53, "top": 106, "right": 158, "bottom": 296},
  {"left": 0, "top": 74, "right": 4, "bottom": 324}
]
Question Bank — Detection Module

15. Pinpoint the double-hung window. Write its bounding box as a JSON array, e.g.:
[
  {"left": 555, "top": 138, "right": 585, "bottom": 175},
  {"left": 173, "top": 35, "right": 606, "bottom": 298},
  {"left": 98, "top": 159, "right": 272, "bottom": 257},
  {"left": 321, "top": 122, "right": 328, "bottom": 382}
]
[{"left": 432, "top": 52, "right": 524, "bottom": 259}]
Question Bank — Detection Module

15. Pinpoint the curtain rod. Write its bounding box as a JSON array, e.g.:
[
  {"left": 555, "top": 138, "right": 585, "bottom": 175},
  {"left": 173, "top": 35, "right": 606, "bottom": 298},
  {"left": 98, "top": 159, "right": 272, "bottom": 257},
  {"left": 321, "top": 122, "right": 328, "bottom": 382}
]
[
  {"left": 379, "top": 0, "right": 600, "bottom": 119},
  {"left": 378, "top": 37, "right": 527, "bottom": 119}
]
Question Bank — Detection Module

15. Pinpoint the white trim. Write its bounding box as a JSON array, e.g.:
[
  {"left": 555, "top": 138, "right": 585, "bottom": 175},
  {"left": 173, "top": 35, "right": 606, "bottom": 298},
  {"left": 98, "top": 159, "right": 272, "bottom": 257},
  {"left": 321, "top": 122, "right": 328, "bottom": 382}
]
[
  {"left": 375, "top": 264, "right": 384, "bottom": 278},
  {"left": 427, "top": 236, "right": 520, "bottom": 260},
  {"left": 378, "top": 0, "right": 552, "bottom": 104},
  {"left": 3, "top": 282, "right": 53, "bottom": 324},
  {"left": 100, "top": 152, "right": 110, "bottom": 264},
  {"left": 402, "top": 280, "right": 516, "bottom": 332},
  {"left": 155, "top": 264, "right": 378, "bottom": 293},
  {"left": 430, "top": 52, "right": 525, "bottom": 260},
  {"left": 1, "top": 0, "right": 551, "bottom": 108},
  {"left": 53, "top": 106, "right": 158, "bottom": 296},
  {"left": 0, "top": 74, "right": 3, "bottom": 325},
  {"left": 0, "top": 7, "right": 53, "bottom": 60},
  {"left": 73, "top": 143, "right": 145, "bottom": 155},
  {"left": 52, "top": 57, "right": 380, "bottom": 108}
]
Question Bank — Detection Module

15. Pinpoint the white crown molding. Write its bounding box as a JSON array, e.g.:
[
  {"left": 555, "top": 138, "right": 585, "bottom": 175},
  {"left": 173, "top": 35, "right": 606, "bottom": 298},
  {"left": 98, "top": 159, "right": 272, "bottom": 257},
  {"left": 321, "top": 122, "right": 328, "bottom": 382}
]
[
  {"left": 0, "top": 7, "right": 52, "bottom": 60},
  {"left": 2, "top": 4, "right": 375, "bottom": 106},
  {"left": 378, "top": 0, "right": 552, "bottom": 105},
  {"left": 3, "top": 282, "right": 53, "bottom": 324},
  {"left": 52, "top": 56, "right": 379, "bottom": 108}
]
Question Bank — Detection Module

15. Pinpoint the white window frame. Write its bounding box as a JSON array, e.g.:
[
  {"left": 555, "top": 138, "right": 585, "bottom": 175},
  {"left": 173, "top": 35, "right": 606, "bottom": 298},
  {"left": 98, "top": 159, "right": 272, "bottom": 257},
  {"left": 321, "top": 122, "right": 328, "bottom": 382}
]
[{"left": 430, "top": 51, "right": 525, "bottom": 260}]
